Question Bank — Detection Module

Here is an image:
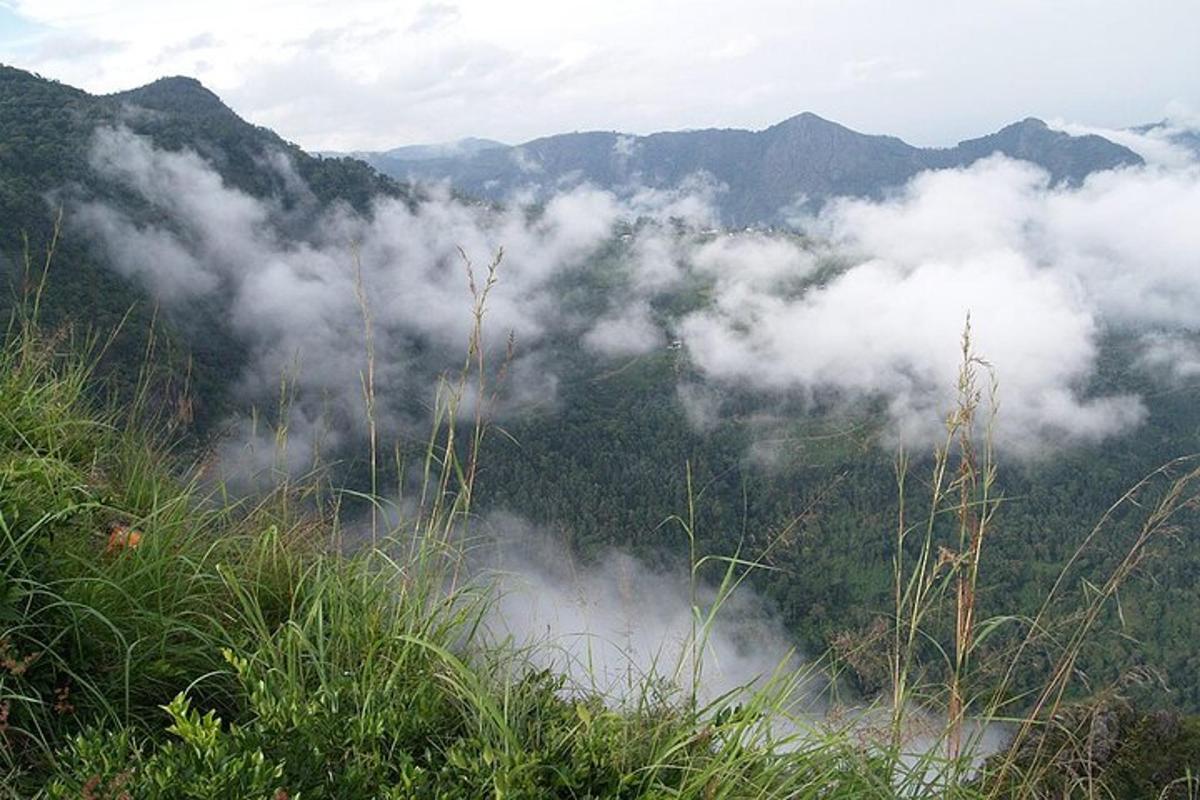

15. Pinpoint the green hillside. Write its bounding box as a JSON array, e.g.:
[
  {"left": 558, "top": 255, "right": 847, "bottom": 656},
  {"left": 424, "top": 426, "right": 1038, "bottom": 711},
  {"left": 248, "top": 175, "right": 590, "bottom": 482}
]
[
  {"left": 0, "top": 64, "right": 411, "bottom": 430},
  {"left": 3, "top": 307, "right": 1200, "bottom": 796},
  {"left": 3, "top": 62, "right": 1200, "bottom": 773}
]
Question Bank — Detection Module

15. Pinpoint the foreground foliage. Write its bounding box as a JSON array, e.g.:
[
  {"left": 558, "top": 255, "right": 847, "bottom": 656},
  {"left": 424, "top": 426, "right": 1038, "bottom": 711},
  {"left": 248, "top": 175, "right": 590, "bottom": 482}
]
[
  {"left": 1, "top": 316, "right": 1199, "bottom": 797},
  {"left": 0, "top": 323, "right": 904, "bottom": 797}
]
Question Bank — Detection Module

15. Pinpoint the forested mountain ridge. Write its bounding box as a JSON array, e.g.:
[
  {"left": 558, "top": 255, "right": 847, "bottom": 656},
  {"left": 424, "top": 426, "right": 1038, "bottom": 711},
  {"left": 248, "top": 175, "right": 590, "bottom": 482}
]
[
  {"left": 0, "top": 65, "right": 408, "bottom": 222},
  {"left": 105, "top": 74, "right": 412, "bottom": 211},
  {"left": 348, "top": 112, "right": 1143, "bottom": 225},
  {"left": 3, "top": 63, "right": 1200, "bottom": 723},
  {"left": 0, "top": 64, "right": 413, "bottom": 426}
]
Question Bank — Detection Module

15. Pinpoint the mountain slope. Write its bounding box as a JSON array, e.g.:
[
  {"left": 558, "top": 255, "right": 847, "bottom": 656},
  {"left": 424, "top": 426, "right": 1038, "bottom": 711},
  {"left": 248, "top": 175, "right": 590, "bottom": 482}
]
[
  {"left": 0, "top": 64, "right": 412, "bottom": 427},
  {"left": 106, "top": 75, "right": 411, "bottom": 212},
  {"left": 6, "top": 64, "right": 1200, "bottom": 722},
  {"left": 928, "top": 117, "right": 1141, "bottom": 182},
  {"left": 361, "top": 113, "right": 1143, "bottom": 225}
]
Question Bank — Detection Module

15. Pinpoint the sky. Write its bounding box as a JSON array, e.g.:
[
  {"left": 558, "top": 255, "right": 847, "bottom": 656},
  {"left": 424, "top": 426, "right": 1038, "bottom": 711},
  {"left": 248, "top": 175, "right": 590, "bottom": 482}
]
[{"left": 0, "top": 0, "right": 1197, "bottom": 153}]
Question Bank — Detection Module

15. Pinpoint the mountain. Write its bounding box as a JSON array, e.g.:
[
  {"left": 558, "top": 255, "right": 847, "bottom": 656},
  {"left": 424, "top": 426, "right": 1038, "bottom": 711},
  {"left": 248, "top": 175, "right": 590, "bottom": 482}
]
[
  {"left": 927, "top": 117, "right": 1144, "bottom": 178},
  {"left": 360, "top": 113, "right": 1143, "bottom": 225},
  {"left": 322, "top": 137, "right": 507, "bottom": 170},
  {"left": 0, "top": 68, "right": 407, "bottom": 216},
  {"left": 0, "top": 64, "right": 413, "bottom": 426},
  {"left": 5, "top": 64, "right": 1200, "bottom": 722},
  {"left": 381, "top": 136, "right": 508, "bottom": 162}
]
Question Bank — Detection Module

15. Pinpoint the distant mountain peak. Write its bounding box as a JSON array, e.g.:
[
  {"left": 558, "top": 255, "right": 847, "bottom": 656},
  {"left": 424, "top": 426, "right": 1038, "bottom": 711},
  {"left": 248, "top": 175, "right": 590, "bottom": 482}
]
[
  {"left": 940, "top": 116, "right": 1141, "bottom": 184},
  {"left": 1011, "top": 117, "right": 1050, "bottom": 129},
  {"left": 784, "top": 111, "right": 831, "bottom": 123},
  {"left": 341, "top": 110, "right": 1145, "bottom": 225},
  {"left": 146, "top": 75, "right": 206, "bottom": 90},
  {"left": 110, "top": 75, "right": 234, "bottom": 118},
  {"left": 959, "top": 117, "right": 1055, "bottom": 147},
  {"left": 769, "top": 111, "right": 845, "bottom": 131},
  {"left": 381, "top": 137, "right": 508, "bottom": 162}
]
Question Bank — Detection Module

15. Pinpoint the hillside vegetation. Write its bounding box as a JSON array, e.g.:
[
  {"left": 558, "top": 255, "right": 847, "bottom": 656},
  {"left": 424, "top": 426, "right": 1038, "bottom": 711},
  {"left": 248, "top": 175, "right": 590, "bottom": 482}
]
[
  {"left": 1, "top": 302, "right": 1199, "bottom": 796},
  {"left": 4, "top": 64, "right": 1200, "bottom": 716},
  {"left": 0, "top": 313, "right": 821, "bottom": 798},
  {"left": 4, "top": 63, "right": 1200, "bottom": 796},
  {"left": 0, "top": 63, "right": 414, "bottom": 431}
]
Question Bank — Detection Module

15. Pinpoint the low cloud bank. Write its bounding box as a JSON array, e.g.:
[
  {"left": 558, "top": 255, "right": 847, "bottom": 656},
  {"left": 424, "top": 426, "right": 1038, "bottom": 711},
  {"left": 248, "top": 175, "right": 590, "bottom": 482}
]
[
  {"left": 677, "top": 155, "right": 1200, "bottom": 454},
  {"left": 73, "top": 122, "right": 1200, "bottom": 465},
  {"left": 476, "top": 513, "right": 808, "bottom": 705},
  {"left": 64, "top": 121, "right": 1200, "bottom": 743}
]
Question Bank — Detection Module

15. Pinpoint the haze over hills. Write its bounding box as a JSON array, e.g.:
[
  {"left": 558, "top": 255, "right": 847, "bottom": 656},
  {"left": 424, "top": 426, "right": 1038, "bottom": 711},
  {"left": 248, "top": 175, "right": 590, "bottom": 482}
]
[
  {"left": 1134, "top": 120, "right": 1200, "bottom": 158},
  {"left": 0, "top": 64, "right": 416, "bottom": 426},
  {"left": 343, "top": 112, "right": 1144, "bottom": 226},
  {"left": 2, "top": 0, "right": 1198, "bottom": 789},
  {"left": 5, "top": 61, "right": 1200, "bottom": 722}
]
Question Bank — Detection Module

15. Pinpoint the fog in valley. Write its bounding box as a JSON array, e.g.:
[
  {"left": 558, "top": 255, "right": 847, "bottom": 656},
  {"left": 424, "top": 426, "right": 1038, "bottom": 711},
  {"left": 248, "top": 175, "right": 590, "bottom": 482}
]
[{"left": 59, "top": 112, "right": 1200, "bottom": 709}]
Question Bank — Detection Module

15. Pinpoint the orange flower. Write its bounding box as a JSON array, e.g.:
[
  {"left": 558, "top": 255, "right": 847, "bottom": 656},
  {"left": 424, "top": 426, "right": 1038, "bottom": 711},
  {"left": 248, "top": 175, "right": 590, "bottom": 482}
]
[{"left": 105, "top": 524, "right": 143, "bottom": 555}]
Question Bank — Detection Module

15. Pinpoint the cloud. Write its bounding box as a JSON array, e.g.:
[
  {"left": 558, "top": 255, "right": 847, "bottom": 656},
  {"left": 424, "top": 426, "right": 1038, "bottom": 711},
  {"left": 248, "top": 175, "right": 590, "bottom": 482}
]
[
  {"left": 625, "top": 228, "right": 686, "bottom": 292},
  {"left": 1047, "top": 117, "right": 1199, "bottom": 169},
  {"left": 1041, "top": 165, "right": 1200, "bottom": 328},
  {"left": 73, "top": 124, "right": 1200, "bottom": 464},
  {"left": 73, "top": 127, "right": 625, "bottom": 474},
  {"left": 1136, "top": 331, "right": 1200, "bottom": 384},
  {"left": 8, "top": 0, "right": 1197, "bottom": 152},
  {"left": 691, "top": 231, "right": 817, "bottom": 291},
  {"left": 611, "top": 134, "right": 638, "bottom": 159},
  {"left": 624, "top": 174, "right": 723, "bottom": 228},
  {"left": 582, "top": 301, "right": 662, "bottom": 357},
  {"left": 74, "top": 126, "right": 266, "bottom": 300},
  {"left": 509, "top": 146, "right": 542, "bottom": 174},
  {"left": 408, "top": 2, "right": 460, "bottom": 34},
  {"left": 679, "top": 251, "right": 1144, "bottom": 454},
  {"left": 672, "top": 154, "right": 1200, "bottom": 454},
  {"left": 675, "top": 381, "right": 722, "bottom": 432},
  {"left": 478, "top": 512, "right": 805, "bottom": 703}
]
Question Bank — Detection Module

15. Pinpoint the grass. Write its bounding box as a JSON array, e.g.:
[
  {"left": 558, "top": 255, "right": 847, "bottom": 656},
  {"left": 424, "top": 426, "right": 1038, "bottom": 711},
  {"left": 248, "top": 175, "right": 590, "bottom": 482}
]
[
  {"left": 2, "top": 253, "right": 1200, "bottom": 796},
  {"left": 0, "top": 314, "right": 897, "bottom": 798}
]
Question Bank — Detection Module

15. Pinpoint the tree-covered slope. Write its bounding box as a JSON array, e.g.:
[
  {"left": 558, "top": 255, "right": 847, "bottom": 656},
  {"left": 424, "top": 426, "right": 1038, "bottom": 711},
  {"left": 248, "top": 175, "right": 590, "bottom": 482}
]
[
  {"left": 0, "top": 64, "right": 414, "bottom": 428},
  {"left": 3, "top": 318, "right": 1199, "bottom": 798},
  {"left": 4, "top": 62, "right": 1200, "bottom": 723}
]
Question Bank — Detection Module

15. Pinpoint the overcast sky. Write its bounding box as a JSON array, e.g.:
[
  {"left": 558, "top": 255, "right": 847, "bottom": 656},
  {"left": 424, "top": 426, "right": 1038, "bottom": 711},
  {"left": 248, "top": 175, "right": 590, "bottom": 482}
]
[{"left": 0, "top": 0, "right": 1196, "bottom": 152}]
